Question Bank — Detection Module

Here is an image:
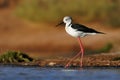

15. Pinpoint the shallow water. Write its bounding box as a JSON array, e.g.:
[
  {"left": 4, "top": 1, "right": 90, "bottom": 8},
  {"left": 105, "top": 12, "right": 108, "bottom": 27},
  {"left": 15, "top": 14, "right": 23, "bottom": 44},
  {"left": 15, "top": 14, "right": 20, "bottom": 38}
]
[{"left": 0, "top": 66, "right": 120, "bottom": 80}]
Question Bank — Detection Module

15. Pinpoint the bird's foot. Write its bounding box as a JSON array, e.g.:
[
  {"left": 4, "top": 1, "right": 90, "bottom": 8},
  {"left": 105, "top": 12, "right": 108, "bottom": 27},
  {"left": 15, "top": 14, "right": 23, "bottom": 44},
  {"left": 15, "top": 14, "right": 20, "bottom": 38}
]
[{"left": 64, "top": 64, "right": 69, "bottom": 68}]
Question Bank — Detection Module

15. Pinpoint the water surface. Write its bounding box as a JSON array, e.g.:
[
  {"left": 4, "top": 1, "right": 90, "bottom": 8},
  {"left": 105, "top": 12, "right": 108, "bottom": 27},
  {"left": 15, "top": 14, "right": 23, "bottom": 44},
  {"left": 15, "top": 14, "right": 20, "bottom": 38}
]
[{"left": 0, "top": 66, "right": 120, "bottom": 80}]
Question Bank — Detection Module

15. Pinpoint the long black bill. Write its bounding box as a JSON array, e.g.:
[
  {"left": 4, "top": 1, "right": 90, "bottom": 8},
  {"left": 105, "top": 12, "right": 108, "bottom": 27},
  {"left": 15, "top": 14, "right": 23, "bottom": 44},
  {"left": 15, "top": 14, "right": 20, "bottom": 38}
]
[{"left": 56, "top": 21, "right": 64, "bottom": 27}]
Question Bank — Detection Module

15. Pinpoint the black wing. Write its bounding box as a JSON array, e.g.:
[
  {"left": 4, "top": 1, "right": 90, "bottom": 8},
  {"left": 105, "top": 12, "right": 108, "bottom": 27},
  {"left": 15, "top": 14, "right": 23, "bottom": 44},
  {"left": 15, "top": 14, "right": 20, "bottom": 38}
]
[{"left": 71, "top": 24, "right": 104, "bottom": 34}]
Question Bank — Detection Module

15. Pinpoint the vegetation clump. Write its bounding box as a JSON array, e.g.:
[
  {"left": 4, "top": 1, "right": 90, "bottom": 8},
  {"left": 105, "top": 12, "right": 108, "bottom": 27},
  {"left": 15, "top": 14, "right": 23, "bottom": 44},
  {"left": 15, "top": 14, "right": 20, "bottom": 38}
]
[
  {"left": 112, "top": 57, "right": 120, "bottom": 61},
  {"left": 0, "top": 51, "right": 33, "bottom": 63},
  {"left": 96, "top": 43, "right": 113, "bottom": 53},
  {"left": 86, "top": 43, "right": 113, "bottom": 54}
]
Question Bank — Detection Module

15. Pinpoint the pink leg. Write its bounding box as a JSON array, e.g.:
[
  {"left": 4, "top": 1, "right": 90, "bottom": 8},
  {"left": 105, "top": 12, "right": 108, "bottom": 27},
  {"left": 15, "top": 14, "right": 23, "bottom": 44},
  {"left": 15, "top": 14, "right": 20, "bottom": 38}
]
[
  {"left": 78, "top": 37, "right": 84, "bottom": 68},
  {"left": 65, "top": 37, "right": 84, "bottom": 68},
  {"left": 65, "top": 51, "right": 81, "bottom": 68}
]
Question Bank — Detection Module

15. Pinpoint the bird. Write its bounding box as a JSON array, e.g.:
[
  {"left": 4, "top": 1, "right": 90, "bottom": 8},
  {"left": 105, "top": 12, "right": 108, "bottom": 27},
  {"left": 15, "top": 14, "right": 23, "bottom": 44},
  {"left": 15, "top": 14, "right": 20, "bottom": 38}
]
[{"left": 56, "top": 16, "right": 104, "bottom": 68}]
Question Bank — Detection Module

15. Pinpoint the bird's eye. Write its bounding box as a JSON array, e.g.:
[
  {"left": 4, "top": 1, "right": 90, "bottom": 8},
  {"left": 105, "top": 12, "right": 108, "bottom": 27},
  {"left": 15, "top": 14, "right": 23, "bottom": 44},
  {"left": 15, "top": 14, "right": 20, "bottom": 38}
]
[{"left": 65, "top": 19, "right": 69, "bottom": 21}]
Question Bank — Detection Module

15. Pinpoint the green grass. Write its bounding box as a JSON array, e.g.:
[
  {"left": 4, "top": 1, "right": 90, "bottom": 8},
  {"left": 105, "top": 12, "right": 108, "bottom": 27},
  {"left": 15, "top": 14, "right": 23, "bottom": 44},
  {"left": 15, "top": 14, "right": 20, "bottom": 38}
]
[
  {"left": 0, "top": 51, "right": 33, "bottom": 63},
  {"left": 86, "top": 43, "right": 113, "bottom": 54},
  {"left": 15, "top": 0, "right": 120, "bottom": 27},
  {"left": 95, "top": 43, "right": 113, "bottom": 53}
]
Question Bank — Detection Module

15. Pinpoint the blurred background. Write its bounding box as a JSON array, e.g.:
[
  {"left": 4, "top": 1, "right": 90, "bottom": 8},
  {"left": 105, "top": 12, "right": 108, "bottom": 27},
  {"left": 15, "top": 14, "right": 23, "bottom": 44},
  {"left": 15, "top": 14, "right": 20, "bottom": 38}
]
[{"left": 0, "top": 0, "right": 120, "bottom": 58}]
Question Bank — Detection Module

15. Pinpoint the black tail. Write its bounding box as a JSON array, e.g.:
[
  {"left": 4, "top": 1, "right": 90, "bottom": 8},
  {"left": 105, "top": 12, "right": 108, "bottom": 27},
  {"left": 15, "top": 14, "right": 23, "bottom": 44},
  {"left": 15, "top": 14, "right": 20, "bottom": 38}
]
[{"left": 97, "top": 31, "right": 105, "bottom": 34}]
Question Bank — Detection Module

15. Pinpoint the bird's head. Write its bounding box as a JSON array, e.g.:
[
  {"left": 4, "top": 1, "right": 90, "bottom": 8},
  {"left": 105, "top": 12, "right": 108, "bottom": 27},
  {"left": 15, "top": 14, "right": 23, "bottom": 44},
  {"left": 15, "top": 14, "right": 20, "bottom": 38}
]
[
  {"left": 56, "top": 16, "right": 72, "bottom": 27},
  {"left": 63, "top": 16, "right": 72, "bottom": 24}
]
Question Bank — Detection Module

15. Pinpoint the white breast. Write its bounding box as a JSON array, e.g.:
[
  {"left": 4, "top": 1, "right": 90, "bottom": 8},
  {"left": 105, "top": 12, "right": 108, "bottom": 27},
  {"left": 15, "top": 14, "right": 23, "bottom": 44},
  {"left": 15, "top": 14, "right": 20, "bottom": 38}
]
[{"left": 65, "top": 26, "right": 84, "bottom": 38}]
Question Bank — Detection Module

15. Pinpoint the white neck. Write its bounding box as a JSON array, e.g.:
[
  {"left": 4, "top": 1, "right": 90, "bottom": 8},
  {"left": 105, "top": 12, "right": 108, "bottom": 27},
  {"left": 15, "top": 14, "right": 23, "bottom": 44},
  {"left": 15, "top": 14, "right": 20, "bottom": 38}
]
[{"left": 65, "top": 22, "right": 72, "bottom": 27}]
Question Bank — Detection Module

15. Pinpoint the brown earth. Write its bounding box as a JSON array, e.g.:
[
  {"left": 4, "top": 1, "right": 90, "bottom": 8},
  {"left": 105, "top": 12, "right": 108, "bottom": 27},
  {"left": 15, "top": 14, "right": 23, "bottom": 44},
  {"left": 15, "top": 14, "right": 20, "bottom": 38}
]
[
  {"left": 1, "top": 53, "right": 120, "bottom": 67},
  {"left": 36, "top": 53, "right": 120, "bottom": 67},
  {"left": 0, "top": 6, "right": 120, "bottom": 59}
]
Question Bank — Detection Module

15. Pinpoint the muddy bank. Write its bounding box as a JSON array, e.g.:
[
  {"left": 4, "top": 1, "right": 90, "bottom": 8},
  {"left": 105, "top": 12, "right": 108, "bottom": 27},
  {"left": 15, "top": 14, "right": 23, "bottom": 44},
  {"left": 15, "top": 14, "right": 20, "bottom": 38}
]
[
  {"left": 36, "top": 53, "right": 120, "bottom": 67},
  {"left": 0, "top": 53, "right": 120, "bottom": 67}
]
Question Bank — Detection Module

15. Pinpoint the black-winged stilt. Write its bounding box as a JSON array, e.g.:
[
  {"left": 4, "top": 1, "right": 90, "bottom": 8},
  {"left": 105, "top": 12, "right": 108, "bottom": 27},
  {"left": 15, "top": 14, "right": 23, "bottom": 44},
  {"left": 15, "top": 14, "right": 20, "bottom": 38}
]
[{"left": 56, "top": 16, "right": 104, "bottom": 68}]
